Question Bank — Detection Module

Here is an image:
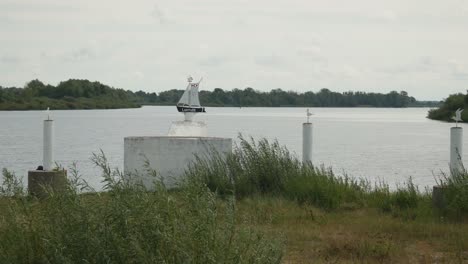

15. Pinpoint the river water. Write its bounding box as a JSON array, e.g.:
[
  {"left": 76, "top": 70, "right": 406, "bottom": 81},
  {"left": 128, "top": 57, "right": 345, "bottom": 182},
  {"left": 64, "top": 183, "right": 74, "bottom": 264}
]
[{"left": 0, "top": 106, "right": 461, "bottom": 190}]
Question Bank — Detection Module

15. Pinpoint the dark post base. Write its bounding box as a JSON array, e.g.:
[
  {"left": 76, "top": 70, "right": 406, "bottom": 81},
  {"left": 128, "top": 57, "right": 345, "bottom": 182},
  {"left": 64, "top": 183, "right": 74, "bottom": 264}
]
[
  {"left": 432, "top": 185, "right": 447, "bottom": 210},
  {"left": 28, "top": 170, "right": 67, "bottom": 198}
]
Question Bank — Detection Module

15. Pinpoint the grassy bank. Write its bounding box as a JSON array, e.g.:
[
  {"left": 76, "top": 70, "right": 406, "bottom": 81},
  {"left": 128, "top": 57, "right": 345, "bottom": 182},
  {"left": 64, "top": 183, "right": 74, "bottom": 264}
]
[
  {"left": 236, "top": 197, "right": 468, "bottom": 263},
  {"left": 1, "top": 137, "right": 468, "bottom": 263},
  {"left": 0, "top": 164, "right": 282, "bottom": 263},
  {"left": 186, "top": 136, "right": 433, "bottom": 213},
  {"left": 186, "top": 136, "right": 468, "bottom": 262}
]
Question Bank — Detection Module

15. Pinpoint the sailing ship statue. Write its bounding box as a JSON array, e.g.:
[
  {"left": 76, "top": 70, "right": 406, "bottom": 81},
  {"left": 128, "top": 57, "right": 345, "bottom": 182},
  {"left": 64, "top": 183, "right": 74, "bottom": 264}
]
[
  {"left": 167, "top": 76, "right": 208, "bottom": 137},
  {"left": 177, "top": 76, "right": 206, "bottom": 113}
]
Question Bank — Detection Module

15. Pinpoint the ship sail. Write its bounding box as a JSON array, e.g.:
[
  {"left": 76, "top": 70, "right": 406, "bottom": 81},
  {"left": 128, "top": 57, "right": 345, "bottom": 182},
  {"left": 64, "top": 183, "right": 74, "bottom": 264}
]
[
  {"left": 176, "top": 77, "right": 206, "bottom": 113},
  {"left": 177, "top": 84, "right": 191, "bottom": 106},
  {"left": 189, "top": 83, "right": 200, "bottom": 107}
]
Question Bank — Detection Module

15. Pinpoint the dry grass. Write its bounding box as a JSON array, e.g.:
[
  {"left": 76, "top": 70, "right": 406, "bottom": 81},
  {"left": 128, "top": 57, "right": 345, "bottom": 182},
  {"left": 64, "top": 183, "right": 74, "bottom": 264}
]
[{"left": 236, "top": 196, "right": 468, "bottom": 264}]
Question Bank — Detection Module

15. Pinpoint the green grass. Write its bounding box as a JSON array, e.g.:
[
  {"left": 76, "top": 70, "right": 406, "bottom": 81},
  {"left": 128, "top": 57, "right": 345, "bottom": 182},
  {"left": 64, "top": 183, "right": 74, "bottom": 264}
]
[
  {"left": 435, "top": 169, "right": 468, "bottom": 219},
  {"left": 186, "top": 135, "right": 434, "bottom": 215},
  {"left": 236, "top": 196, "right": 468, "bottom": 263},
  {"left": 2, "top": 136, "right": 468, "bottom": 263},
  {"left": 0, "top": 155, "right": 282, "bottom": 264}
]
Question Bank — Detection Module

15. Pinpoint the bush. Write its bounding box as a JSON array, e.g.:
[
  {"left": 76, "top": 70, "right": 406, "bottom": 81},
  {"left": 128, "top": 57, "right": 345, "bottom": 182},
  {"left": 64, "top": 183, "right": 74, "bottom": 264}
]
[
  {"left": 437, "top": 170, "right": 468, "bottom": 219},
  {"left": 427, "top": 93, "right": 468, "bottom": 122},
  {"left": 186, "top": 135, "right": 367, "bottom": 210},
  {"left": 0, "top": 154, "right": 283, "bottom": 263},
  {"left": 186, "top": 135, "right": 441, "bottom": 218}
]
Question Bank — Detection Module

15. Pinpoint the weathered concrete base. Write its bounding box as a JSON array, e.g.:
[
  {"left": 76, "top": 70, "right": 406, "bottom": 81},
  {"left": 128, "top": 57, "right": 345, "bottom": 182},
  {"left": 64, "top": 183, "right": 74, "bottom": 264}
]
[
  {"left": 432, "top": 185, "right": 448, "bottom": 210},
  {"left": 28, "top": 170, "right": 67, "bottom": 198},
  {"left": 168, "top": 121, "right": 208, "bottom": 137},
  {"left": 124, "top": 136, "right": 232, "bottom": 189}
]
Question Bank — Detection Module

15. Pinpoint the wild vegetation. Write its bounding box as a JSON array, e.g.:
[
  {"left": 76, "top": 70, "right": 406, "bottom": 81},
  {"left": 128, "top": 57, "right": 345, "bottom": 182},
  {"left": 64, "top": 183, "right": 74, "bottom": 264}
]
[
  {"left": 186, "top": 136, "right": 431, "bottom": 213},
  {"left": 176, "top": 88, "right": 417, "bottom": 107},
  {"left": 0, "top": 79, "right": 144, "bottom": 110},
  {"left": 428, "top": 92, "right": 468, "bottom": 122},
  {"left": 1, "top": 137, "right": 468, "bottom": 262},
  {"left": 0, "top": 163, "right": 282, "bottom": 263},
  {"left": 0, "top": 79, "right": 434, "bottom": 110},
  {"left": 186, "top": 136, "right": 468, "bottom": 261}
]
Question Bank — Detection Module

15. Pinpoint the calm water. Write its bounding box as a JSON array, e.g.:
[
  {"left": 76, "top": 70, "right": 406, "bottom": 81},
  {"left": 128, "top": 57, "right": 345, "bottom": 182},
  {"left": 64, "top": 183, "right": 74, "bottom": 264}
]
[{"left": 0, "top": 106, "right": 461, "bottom": 189}]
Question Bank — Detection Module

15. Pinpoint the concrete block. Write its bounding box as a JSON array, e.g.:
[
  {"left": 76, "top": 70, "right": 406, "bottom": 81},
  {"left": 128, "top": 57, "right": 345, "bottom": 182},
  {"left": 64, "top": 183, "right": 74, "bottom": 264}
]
[
  {"left": 124, "top": 136, "right": 232, "bottom": 189},
  {"left": 28, "top": 170, "right": 67, "bottom": 198},
  {"left": 432, "top": 185, "right": 448, "bottom": 210}
]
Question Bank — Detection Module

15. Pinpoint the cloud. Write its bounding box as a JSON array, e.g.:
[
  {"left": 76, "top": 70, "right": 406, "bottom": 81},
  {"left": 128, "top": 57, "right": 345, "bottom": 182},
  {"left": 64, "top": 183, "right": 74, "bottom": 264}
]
[
  {"left": 1, "top": 0, "right": 467, "bottom": 100},
  {"left": 0, "top": 55, "right": 21, "bottom": 64},
  {"left": 150, "top": 3, "right": 169, "bottom": 24},
  {"left": 199, "top": 56, "right": 229, "bottom": 67},
  {"left": 373, "top": 10, "right": 398, "bottom": 22},
  {"left": 63, "top": 48, "right": 96, "bottom": 62},
  {"left": 132, "top": 71, "right": 145, "bottom": 80},
  {"left": 254, "top": 54, "right": 287, "bottom": 67},
  {"left": 375, "top": 57, "right": 468, "bottom": 82},
  {"left": 295, "top": 45, "right": 324, "bottom": 61},
  {"left": 447, "top": 60, "right": 468, "bottom": 80}
]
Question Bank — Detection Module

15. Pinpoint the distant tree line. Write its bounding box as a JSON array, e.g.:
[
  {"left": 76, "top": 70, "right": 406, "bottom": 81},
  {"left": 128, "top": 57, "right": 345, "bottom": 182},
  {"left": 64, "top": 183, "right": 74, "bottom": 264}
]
[
  {"left": 428, "top": 92, "right": 468, "bottom": 122},
  {"left": 0, "top": 79, "right": 428, "bottom": 110},
  {"left": 0, "top": 79, "right": 144, "bottom": 110},
  {"left": 158, "top": 88, "right": 419, "bottom": 107}
]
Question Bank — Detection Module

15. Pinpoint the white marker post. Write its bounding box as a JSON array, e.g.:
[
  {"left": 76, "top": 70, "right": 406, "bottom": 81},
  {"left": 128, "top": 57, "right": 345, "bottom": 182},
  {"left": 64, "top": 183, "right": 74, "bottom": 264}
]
[
  {"left": 450, "top": 108, "right": 464, "bottom": 175},
  {"left": 302, "top": 109, "right": 313, "bottom": 164},
  {"left": 43, "top": 109, "right": 54, "bottom": 171},
  {"left": 28, "top": 107, "right": 67, "bottom": 198},
  {"left": 450, "top": 127, "right": 463, "bottom": 174}
]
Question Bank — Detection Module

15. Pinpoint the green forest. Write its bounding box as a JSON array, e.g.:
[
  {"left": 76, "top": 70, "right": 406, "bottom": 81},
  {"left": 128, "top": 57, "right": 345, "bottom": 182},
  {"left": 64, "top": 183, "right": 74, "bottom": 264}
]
[
  {"left": 428, "top": 92, "right": 468, "bottom": 122},
  {"left": 0, "top": 79, "right": 144, "bottom": 110},
  {"left": 0, "top": 79, "right": 434, "bottom": 110}
]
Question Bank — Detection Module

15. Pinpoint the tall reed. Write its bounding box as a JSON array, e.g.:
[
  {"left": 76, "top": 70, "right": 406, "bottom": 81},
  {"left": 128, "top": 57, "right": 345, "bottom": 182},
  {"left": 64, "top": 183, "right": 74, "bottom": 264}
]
[
  {"left": 185, "top": 135, "right": 434, "bottom": 215},
  {"left": 0, "top": 154, "right": 283, "bottom": 263},
  {"left": 186, "top": 135, "right": 369, "bottom": 210},
  {"left": 437, "top": 168, "right": 468, "bottom": 219}
]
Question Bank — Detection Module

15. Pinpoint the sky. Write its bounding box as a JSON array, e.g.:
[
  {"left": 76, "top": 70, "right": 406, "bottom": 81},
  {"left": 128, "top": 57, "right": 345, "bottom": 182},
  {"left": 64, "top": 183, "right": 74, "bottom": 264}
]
[{"left": 1, "top": 0, "right": 467, "bottom": 100}]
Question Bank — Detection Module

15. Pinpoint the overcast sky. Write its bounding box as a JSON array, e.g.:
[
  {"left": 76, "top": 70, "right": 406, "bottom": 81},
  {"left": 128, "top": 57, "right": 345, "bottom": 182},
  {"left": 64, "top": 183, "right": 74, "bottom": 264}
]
[{"left": 1, "top": 0, "right": 467, "bottom": 100}]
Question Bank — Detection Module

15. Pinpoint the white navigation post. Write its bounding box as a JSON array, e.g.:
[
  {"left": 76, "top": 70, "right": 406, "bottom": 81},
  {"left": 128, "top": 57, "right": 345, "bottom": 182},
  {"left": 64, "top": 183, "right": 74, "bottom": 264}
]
[
  {"left": 450, "top": 108, "right": 464, "bottom": 175},
  {"left": 302, "top": 109, "right": 313, "bottom": 165},
  {"left": 43, "top": 107, "right": 54, "bottom": 171},
  {"left": 28, "top": 107, "right": 67, "bottom": 198}
]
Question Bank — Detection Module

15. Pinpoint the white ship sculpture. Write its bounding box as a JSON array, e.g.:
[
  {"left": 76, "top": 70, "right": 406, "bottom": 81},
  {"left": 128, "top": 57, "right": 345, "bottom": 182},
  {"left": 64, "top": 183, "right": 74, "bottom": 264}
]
[
  {"left": 176, "top": 76, "right": 206, "bottom": 113},
  {"left": 167, "top": 76, "right": 208, "bottom": 137}
]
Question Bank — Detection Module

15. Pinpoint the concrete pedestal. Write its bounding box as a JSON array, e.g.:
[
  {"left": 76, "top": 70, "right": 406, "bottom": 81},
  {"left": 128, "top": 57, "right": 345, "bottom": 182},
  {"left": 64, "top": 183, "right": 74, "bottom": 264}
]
[
  {"left": 432, "top": 185, "right": 448, "bottom": 211},
  {"left": 124, "top": 136, "right": 232, "bottom": 189},
  {"left": 28, "top": 170, "right": 67, "bottom": 198},
  {"left": 168, "top": 121, "right": 208, "bottom": 137}
]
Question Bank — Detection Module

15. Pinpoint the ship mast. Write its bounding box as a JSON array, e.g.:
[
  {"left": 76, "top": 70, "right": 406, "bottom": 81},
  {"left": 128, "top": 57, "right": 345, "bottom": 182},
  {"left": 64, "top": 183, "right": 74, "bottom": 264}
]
[{"left": 184, "top": 76, "right": 195, "bottom": 122}]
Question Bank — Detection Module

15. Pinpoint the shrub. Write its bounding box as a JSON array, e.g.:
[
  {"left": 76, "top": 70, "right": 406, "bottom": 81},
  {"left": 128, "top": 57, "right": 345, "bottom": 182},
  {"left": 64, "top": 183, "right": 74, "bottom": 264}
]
[
  {"left": 0, "top": 153, "right": 283, "bottom": 263},
  {"left": 437, "top": 170, "right": 468, "bottom": 219},
  {"left": 186, "top": 135, "right": 367, "bottom": 210}
]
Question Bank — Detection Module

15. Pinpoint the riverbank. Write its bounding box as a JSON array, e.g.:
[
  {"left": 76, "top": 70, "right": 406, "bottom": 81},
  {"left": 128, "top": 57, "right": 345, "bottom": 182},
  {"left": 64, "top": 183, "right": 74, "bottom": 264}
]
[
  {"left": 1, "top": 79, "right": 439, "bottom": 111},
  {"left": 1, "top": 137, "right": 467, "bottom": 262},
  {"left": 427, "top": 93, "right": 468, "bottom": 122},
  {"left": 1, "top": 192, "right": 466, "bottom": 263},
  {"left": 0, "top": 97, "right": 141, "bottom": 110},
  {"left": 238, "top": 197, "right": 468, "bottom": 263}
]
